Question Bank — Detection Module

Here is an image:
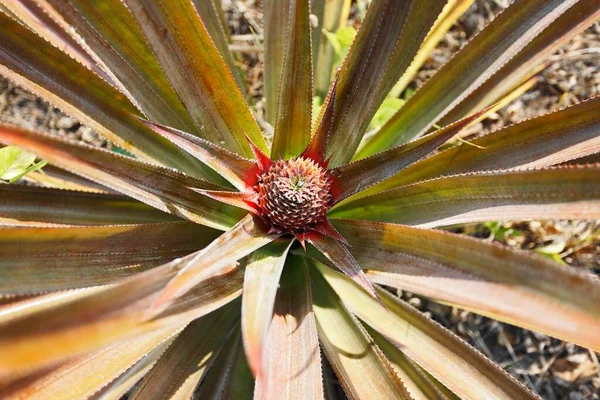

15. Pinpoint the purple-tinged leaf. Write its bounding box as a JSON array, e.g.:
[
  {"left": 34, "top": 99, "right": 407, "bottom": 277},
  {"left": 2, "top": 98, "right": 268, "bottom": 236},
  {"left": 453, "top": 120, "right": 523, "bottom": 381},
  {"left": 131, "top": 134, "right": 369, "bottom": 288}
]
[
  {"left": 124, "top": 0, "right": 268, "bottom": 157},
  {"left": 331, "top": 166, "right": 600, "bottom": 227},
  {"left": 269, "top": 0, "right": 313, "bottom": 159},
  {"left": 359, "top": 0, "right": 578, "bottom": 157},
  {"left": 0, "top": 222, "right": 219, "bottom": 294},
  {"left": 306, "top": 232, "right": 378, "bottom": 302},
  {"left": 142, "top": 119, "right": 257, "bottom": 191},
  {"left": 255, "top": 258, "right": 324, "bottom": 400},
  {"left": 311, "top": 265, "right": 411, "bottom": 399},
  {"left": 323, "top": 0, "right": 447, "bottom": 167},
  {"left": 359, "top": 96, "right": 600, "bottom": 196},
  {"left": 0, "top": 185, "right": 175, "bottom": 226},
  {"left": 315, "top": 262, "right": 539, "bottom": 400},
  {"left": 0, "top": 124, "right": 245, "bottom": 230},
  {"left": 331, "top": 109, "right": 486, "bottom": 202},
  {"left": 333, "top": 219, "right": 600, "bottom": 353},
  {"left": 241, "top": 240, "right": 292, "bottom": 377},
  {"left": 150, "top": 215, "right": 279, "bottom": 316}
]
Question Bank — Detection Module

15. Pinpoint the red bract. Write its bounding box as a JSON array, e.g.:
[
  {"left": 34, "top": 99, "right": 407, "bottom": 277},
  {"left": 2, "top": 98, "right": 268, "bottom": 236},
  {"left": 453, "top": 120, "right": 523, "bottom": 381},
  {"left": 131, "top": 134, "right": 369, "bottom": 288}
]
[{"left": 0, "top": 0, "right": 599, "bottom": 399}]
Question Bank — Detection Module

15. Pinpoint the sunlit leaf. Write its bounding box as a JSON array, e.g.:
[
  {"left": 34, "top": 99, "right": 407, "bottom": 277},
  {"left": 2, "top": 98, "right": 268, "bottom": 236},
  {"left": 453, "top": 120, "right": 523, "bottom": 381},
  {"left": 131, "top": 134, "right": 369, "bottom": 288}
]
[
  {"left": 0, "top": 222, "right": 219, "bottom": 294},
  {"left": 254, "top": 257, "right": 324, "bottom": 400},
  {"left": 150, "top": 215, "right": 278, "bottom": 316},
  {"left": 0, "top": 185, "right": 175, "bottom": 225},
  {"left": 0, "top": 124, "right": 245, "bottom": 230},
  {"left": 1, "top": 326, "right": 179, "bottom": 400},
  {"left": 0, "top": 12, "right": 206, "bottom": 176},
  {"left": 241, "top": 240, "right": 292, "bottom": 376},
  {"left": 358, "top": 96, "right": 600, "bottom": 196},
  {"left": 124, "top": 0, "right": 268, "bottom": 157},
  {"left": 269, "top": 0, "right": 313, "bottom": 159},
  {"left": 332, "top": 219, "right": 600, "bottom": 353},
  {"left": 331, "top": 109, "right": 486, "bottom": 202},
  {"left": 314, "top": 261, "right": 538, "bottom": 400},
  {"left": 311, "top": 264, "right": 411, "bottom": 399},
  {"left": 323, "top": 0, "right": 446, "bottom": 167},
  {"left": 0, "top": 253, "right": 243, "bottom": 373}
]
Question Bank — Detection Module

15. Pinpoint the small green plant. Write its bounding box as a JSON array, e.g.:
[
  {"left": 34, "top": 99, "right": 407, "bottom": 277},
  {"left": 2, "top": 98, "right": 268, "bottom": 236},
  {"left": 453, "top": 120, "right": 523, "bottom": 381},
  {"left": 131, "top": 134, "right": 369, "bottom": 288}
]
[
  {"left": 0, "top": 0, "right": 599, "bottom": 399},
  {"left": 0, "top": 145, "right": 46, "bottom": 183}
]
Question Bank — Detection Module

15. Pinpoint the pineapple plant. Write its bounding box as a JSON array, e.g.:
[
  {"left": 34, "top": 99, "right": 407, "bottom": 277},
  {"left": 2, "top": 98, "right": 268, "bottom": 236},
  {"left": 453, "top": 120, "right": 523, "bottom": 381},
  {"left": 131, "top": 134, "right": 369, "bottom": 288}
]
[{"left": 0, "top": 0, "right": 599, "bottom": 398}]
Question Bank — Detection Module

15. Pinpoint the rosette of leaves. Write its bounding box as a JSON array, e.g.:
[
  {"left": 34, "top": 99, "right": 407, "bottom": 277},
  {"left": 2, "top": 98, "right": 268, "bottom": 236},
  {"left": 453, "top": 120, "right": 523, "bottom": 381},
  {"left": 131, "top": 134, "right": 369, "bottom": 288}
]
[{"left": 0, "top": 0, "right": 599, "bottom": 399}]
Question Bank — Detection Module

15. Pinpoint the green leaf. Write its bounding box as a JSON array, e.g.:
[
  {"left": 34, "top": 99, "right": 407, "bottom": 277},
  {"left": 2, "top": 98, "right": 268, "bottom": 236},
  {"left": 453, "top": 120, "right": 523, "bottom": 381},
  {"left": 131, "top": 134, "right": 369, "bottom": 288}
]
[
  {"left": 254, "top": 257, "right": 324, "bottom": 400},
  {"left": 0, "top": 222, "right": 219, "bottom": 294},
  {"left": 130, "top": 304, "right": 239, "bottom": 400},
  {"left": 123, "top": 0, "right": 268, "bottom": 157},
  {"left": 330, "top": 166, "right": 600, "bottom": 227},
  {"left": 241, "top": 240, "right": 292, "bottom": 376},
  {"left": 311, "top": 264, "right": 411, "bottom": 400},
  {"left": 332, "top": 219, "right": 600, "bottom": 353},
  {"left": 359, "top": 0, "right": 578, "bottom": 157},
  {"left": 439, "top": 0, "right": 600, "bottom": 126},
  {"left": 322, "top": 0, "right": 447, "bottom": 167},
  {"left": 269, "top": 0, "right": 313, "bottom": 159},
  {"left": 314, "top": 261, "right": 538, "bottom": 400},
  {"left": 313, "top": 0, "right": 351, "bottom": 98},
  {"left": 0, "top": 146, "right": 38, "bottom": 181},
  {"left": 357, "top": 96, "right": 600, "bottom": 197},
  {"left": 0, "top": 124, "right": 245, "bottom": 230},
  {"left": 0, "top": 12, "right": 206, "bottom": 176}
]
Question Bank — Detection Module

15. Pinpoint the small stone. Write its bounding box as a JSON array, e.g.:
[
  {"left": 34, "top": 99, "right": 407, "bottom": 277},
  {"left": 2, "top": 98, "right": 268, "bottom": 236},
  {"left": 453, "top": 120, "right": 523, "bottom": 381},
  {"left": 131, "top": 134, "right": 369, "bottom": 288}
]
[
  {"left": 79, "top": 127, "right": 96, "bottom": 143},
  {"left": 56, "top": 116, "right": 76, "bottom": 130}
]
